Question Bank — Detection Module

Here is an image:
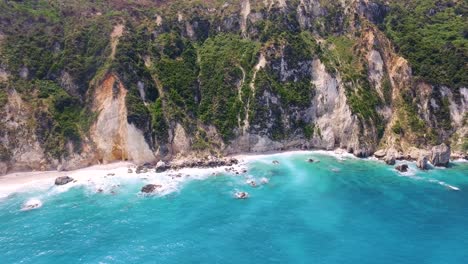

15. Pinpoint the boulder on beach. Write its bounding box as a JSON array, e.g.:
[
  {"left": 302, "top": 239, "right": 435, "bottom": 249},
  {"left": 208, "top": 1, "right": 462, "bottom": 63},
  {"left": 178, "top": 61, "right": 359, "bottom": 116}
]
[
  {"left": 55, "top": 176, "right": 74, "bottom": 185},
  {"left": 430, "top": 143, "right": 450, "bottom": 167},
  {"left": 416, "top": 155, "right": 429, "bottom": 170},
  {"left": 155, "top": 161, "right": 167, "bottom": 172},
  {"left": 395, "top": 164, "right": 408, "bottom": 173},
  {"left": 127, "top": 168, "right": 133, "bottom": 173},
  {"left": 135, "top": 165, "right": 144, "bottom": 174},
  {"left": 141, "top": 184, "right": 162, "bottom": 193},
  {"left": 374, "top": 149, "right": 386, "bottom": 158}
]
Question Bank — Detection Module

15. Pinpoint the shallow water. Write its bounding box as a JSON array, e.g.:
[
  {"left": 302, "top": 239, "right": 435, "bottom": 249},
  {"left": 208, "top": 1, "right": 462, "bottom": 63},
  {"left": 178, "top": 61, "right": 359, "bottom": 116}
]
[{"left": 1, "top": 152, "right": 467, "bottom": 263}]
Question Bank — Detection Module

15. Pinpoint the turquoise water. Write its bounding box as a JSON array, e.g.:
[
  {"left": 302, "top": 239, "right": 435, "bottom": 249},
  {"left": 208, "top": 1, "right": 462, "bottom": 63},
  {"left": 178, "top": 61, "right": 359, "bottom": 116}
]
[{"left": 1, "top": 152, "right": 468, "bottom": 263}]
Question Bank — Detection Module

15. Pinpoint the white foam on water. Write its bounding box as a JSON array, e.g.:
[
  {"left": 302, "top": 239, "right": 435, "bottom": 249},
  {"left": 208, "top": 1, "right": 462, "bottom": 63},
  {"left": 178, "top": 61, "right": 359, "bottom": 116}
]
[
  {"left": 428, "top": 179, "right": 460, "bottom": 191},
  {"left": 21, "top": 198, "right": 43, "bottom": 211},
  {"left": 260, "top": 177, "right": 269, "bottom": 184},
  {"left": 395, "top": 165, "right": 461, "bottom": 191},
  {"left": 2, "top": 150, "right": 464, "bottom": 200}
]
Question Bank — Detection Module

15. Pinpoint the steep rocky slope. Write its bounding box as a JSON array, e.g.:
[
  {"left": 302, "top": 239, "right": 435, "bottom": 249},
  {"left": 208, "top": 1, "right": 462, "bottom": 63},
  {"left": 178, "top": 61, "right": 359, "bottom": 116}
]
[{"left": 0, "top": 0, "right": 466, "bottom": 174}]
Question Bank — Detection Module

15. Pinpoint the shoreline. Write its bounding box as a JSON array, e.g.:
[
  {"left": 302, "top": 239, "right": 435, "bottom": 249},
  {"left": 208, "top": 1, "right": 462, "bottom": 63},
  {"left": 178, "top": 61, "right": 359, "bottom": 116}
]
[{"left": 0, "top": 149, "right": 465, "bottom": 200}]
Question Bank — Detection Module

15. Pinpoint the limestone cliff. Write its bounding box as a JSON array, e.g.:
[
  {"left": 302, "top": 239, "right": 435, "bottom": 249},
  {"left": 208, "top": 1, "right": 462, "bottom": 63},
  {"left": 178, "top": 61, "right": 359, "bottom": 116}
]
[{"left": 0, "top": 0, "right": 466, "bottom": 174}]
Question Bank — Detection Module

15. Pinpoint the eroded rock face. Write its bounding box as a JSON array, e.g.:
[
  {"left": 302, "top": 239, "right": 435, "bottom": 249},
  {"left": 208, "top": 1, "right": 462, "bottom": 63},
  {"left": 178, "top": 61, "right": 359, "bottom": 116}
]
[
  {"left": 0, "top": 162, "right": 7, "bottom": 175},
  {"left": 55, "top": 176, "right": 74, "bottom": 185},
  {"left": 311, "top": 59, "right": 360, "bottom": 152},
  {"left": 430, "top": 143, "right": 450, "bottom": 167},
  {"left": 91, "top": 74, "right": 155, "bottom": 164}
]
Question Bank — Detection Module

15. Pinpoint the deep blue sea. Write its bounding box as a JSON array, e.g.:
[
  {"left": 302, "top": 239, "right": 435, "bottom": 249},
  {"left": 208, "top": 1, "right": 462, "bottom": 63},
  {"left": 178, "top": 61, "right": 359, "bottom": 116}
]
[{"left": 1, "top": 152, "right": 467, "bottom": 264}]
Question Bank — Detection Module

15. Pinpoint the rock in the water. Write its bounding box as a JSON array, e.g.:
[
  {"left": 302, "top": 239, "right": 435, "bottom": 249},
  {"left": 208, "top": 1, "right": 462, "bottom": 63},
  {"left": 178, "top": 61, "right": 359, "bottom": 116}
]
[
  {"left": 21, "top": 198, "right": 43, "bottom": 211},
  {"left": 55, "top": 176, "right": 74, "bottom": 185},
  {"left": 416, "top": 155, "right": 429, "bottom": 170},
  {"left": 272, "top": 160, "right": 280, "bottom": 165},
  {"left": 155, "top": 161, "right": 167, "bottom": 172},
  {"left": 395, "top": 164, "right": 408, "bottom": 172},
  {"left": 141, "top": 184, "right": 162, "bottom": 193},
  {"left": 235, "top": 191, "right": 249, "bottom": 199},
  {"left": 430, "top": 143, "right": 451, "bottom": 167},
  {"left": 246, "top": 179, "right": 257, "bottom": 187},
  {"left": 307, "top": 158, "right": 314, "bottom": 163},
  {"left": 127, "top": 168, "right": 133, "bottom": 173},
  {"left": 384, "top": 155, "right": 395, "bottom": 165},
  {"left": 374, "top": 149, "right": 386, "bottom": 158}
]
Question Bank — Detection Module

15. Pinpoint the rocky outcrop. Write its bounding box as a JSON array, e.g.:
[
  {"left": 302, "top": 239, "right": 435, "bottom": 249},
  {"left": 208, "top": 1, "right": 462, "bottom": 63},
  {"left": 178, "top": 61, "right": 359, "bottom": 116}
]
[
  {"left": 170, "top": 156, "right": 238, "bottom": 170},
  {"left": 416, "top": 156, "right": 429, "bottom": 170},
  {"left": 141, "top": 184, "right": 162, "bottom": 193},
  {"left": 55, "top": 176, "right": 74, "bottom": 185},
  {"left": 430, "top": 143, "right": 451, "bottom": 167}
]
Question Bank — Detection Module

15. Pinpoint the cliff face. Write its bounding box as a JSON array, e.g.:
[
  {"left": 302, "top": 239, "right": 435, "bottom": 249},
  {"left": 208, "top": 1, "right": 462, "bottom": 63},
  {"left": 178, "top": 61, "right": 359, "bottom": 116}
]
[{"left": 0, "top": 0, "right": 466, "bottom": 173}]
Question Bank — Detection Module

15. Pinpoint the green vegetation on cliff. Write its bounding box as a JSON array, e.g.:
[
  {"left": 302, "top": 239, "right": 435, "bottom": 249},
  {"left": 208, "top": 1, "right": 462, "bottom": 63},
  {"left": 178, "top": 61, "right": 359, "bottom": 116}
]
[
  {"left": 198, "top": 34, "right": 259, "bottom": 140},
  {"left": 384, "top": 0, "right": 467, "bottom": 88},
  {"left": 0, "top": 0, "right": 465, "bottom": 164}
]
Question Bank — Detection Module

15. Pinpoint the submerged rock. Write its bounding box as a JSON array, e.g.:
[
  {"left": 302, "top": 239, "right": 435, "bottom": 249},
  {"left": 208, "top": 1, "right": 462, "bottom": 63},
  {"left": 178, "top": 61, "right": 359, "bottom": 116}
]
[
  {"left": 416, "top": 156, "right": 429, "bottom": 170},
  {"left": 307, "top": 158, "right": 314, "bottom": 163},
  {"left": 55, "top": 176, "right": 74, "bottom": 185},
  {"left": 395, "top": 164, "right": 408, "bottom": 172},
  {"left": 430, "top": 143, "right": 450, "bottom": 167},
  {"left": 272, "top": 160, "right": 280, "bottom": 165},
  {"left": 141, "top": 184, "right": 162, "bottom": 193}
]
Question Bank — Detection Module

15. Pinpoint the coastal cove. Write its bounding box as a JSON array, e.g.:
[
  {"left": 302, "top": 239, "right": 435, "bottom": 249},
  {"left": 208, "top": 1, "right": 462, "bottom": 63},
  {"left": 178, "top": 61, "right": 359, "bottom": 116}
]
[{"left": 1, "top": 150, "right": 467, "bottom": 263}]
